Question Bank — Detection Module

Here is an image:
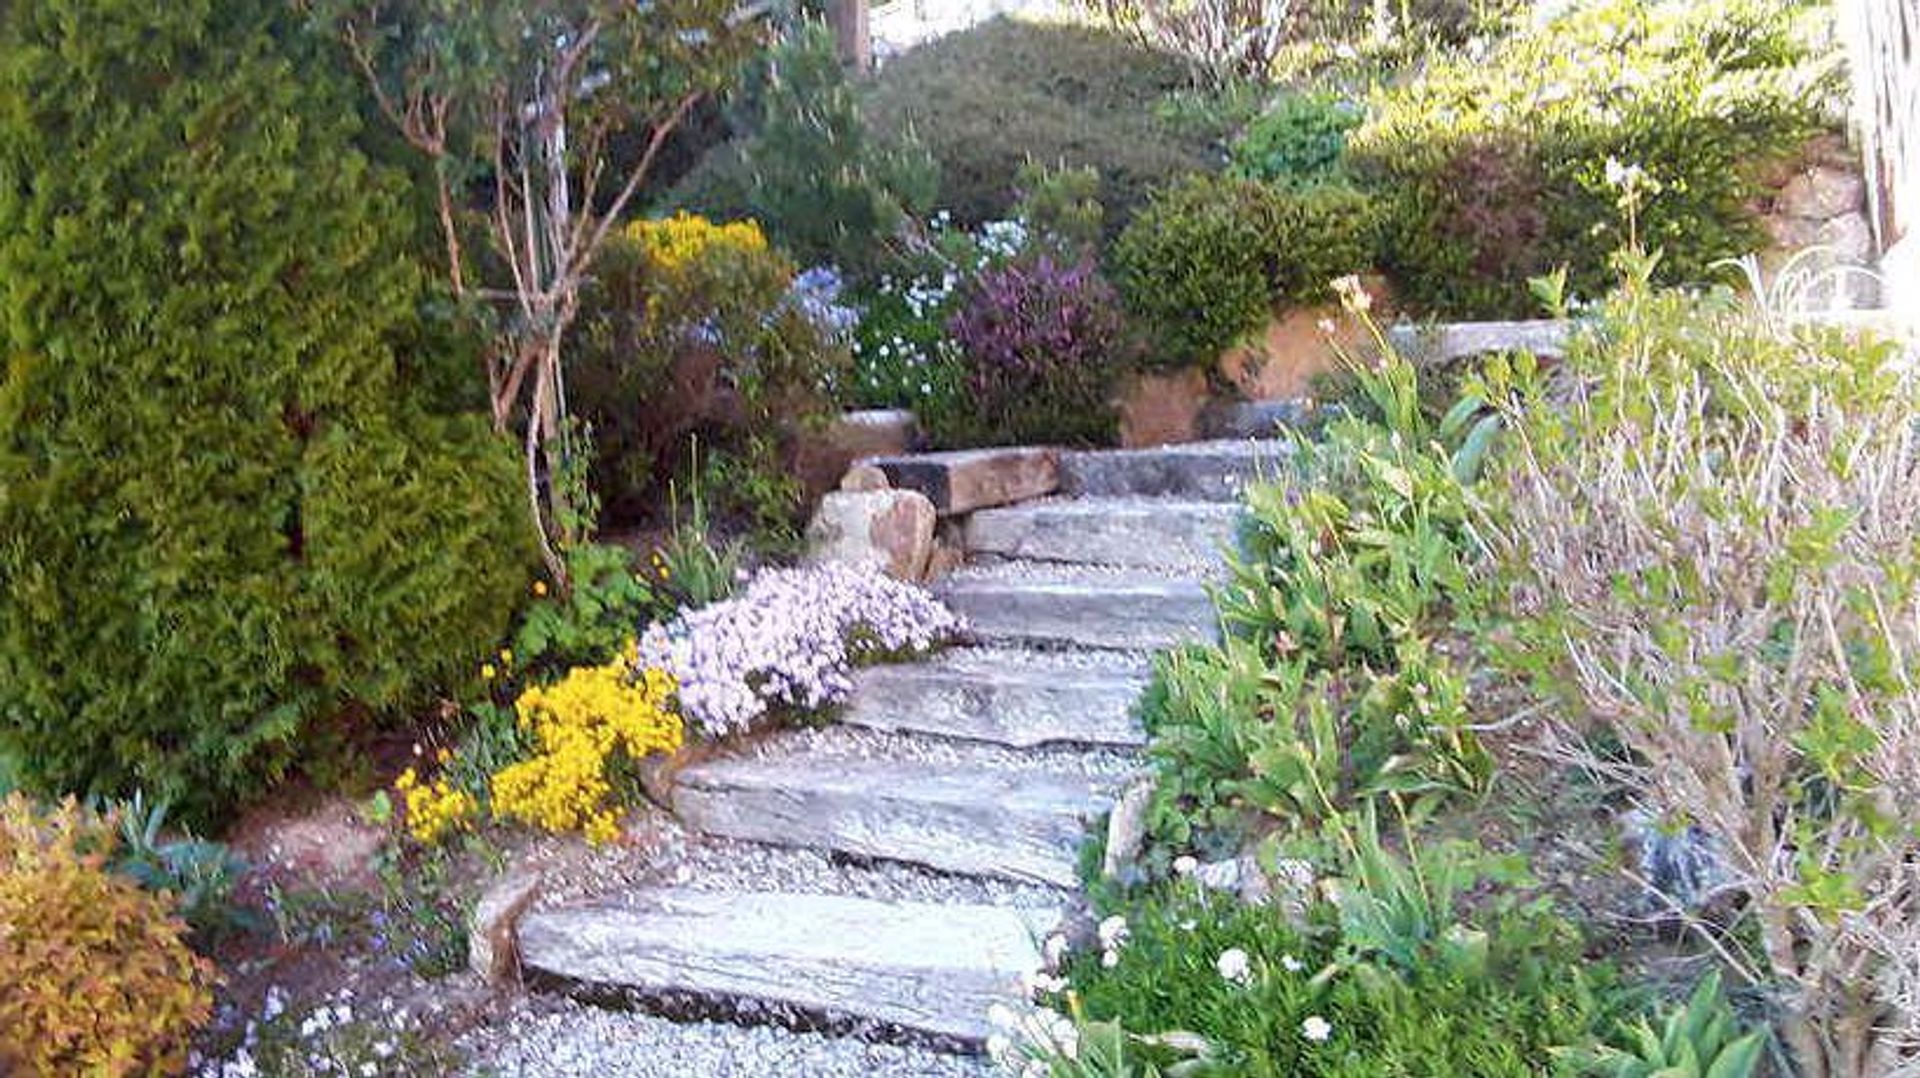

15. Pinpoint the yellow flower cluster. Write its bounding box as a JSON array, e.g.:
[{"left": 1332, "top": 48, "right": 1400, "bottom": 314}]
[
  {"left": 628, "top": 211, "right": 768, "bottom": 276},
  {"left": 490, "top": 655, "right": 683, "bottom": 844},
  {"left": 394, "top": 763, "right": 476, "bottom": 845}
]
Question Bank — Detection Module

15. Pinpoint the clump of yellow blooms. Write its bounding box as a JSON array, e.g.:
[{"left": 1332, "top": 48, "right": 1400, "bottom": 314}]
[
  {"left": 395, "top": 753, "right": 477, "bottom": 845},
  {"left": 490, "top": 653, "right": 683, "bottom": 844},
  {"left": 628, "top": 211, "right": 769, "bottom": 275}
]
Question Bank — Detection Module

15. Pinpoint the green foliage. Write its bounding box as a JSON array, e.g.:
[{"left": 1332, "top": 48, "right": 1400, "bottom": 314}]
[
  {"left": 671, "top": 21, "right": 937, "bottom": 277},
  {"left": 0, "top": 794, "right": 215, "bottom": 1077},
  {"left": 1229, "top": 93, "right": 1363, "bottom": 186},
  {"left": 862, "top": 18, "right": 1223, "bottom": 235},
  {"left": 0, "top": 0, "right": 532, "bottom": 822},
  {"left": 1015, "top": 161, "right": 1108, "bottom": 258},
  {"left": 1561, "top": 972, "right": 1765, "bottom": 1078},
  {"left": 1112, "top": 175, "right": 1377, "bottom": 366},
  {"left": 1143, "top": 638, "right": 1490, "bottom": 858},
  {"left": 103, "top": 792, "right": 251, "bottom": 940},
  {"left": 1048, "top": 862, "right": 1608, "bottom": 1077},
  {"left": 568, "top": 213, "right": 843, "bottom": 527},
  {"left": 512, "top": 544, "right": 674, "bottom": 680},
  {"left": 1219, "top": 353, "right": 1493, "bottom": 667},
  {"left": 1350, "top": 0, "right": 1831, "bottom": 316}
]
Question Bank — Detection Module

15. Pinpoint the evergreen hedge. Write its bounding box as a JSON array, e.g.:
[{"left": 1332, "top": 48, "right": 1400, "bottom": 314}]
[{"left": 0, "top": 0, "right": 533, "bottom": 821}]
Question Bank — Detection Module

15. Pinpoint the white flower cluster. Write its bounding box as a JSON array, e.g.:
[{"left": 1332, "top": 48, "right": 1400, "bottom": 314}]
[
  {"left": 638, "top": 564, "right": 964, "bottom": 737},
  {"left": 193, "top": 987, "right": 414, "bottom": 1077},
  {"left": 987, "top": 1002, "right": 1080, "bottom": 1078}
]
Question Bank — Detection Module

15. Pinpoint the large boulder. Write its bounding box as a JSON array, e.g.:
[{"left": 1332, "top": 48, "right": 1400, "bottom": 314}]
[{"left": 804, "top": 489, "right": 937, "bottom": 581}]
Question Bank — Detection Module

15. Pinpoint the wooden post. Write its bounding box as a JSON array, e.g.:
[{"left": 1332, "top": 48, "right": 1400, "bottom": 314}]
[{"left": 829, "top": 0, "right": 871, "bottom": 74}]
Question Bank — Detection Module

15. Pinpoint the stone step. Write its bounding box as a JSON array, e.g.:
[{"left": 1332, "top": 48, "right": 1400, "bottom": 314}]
[
  {"left": 936, "top": 563, "right": 1219, "bottom": 650},
  {"left": 672, "top": 743, "right": 1114, "bottom": 887},
  {"left": 866, "top": 446, "right": 1058, "bottom": 515},
  {"left": 518, "top": 889, "right": 1060, "bottom": 1045},
  {"left": 962, "top": 497, "right": 1240, "bottom": 570},
  {"left": 843, "top": 647, "right": 1151, "bottom": 749},
  {"left": 1059, "top": 439, "right": 1293, "bottom": 501}
]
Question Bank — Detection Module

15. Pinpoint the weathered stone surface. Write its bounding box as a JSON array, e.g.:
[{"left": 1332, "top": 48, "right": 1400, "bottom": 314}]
[
  {"left": 805, "top": 489, "right": 937, "bottom": 582},
  {"left": 470, "top": 869, "right": 544, "bottom": 985},
  {"left": 673, "top": 753, "right": 1111, "bottom": 886},
  {"left": 839, "top": 463, "right": 891, "bottom": 492},
  {"left": 1058, "top": 440, "right": 1293, "bottom": 502},
  {"left": 842, "top": 648, "right": 1150, "bottom": 749},
  {"left": 790, "top": 409, "right": 920, "bottom": 499},
  {"left": 518, "top": 890, "right": 1060, "bottom": 1043},
  {"left": 868, "top": 447, "right": 1059, "bottom": 515},
  {"left": 1217, "top": 299, "right": 1375, "bottom": 401},
  {"left": 1115, "top": 366, "right": 1209, "bottom": 448},
  {"left": 1386, "top": 320, "right": 1568, "bottom": 366},
  {"left": 1100, "top": 779, "right": 1154, "bottom": 882},
  {"left": 1199, "top": 399, "right": 1311, "bottom": 440},
  {"left": 937, "top": 564, "right": 1219, "bottom": 650},
  {"left": 1777, "top": 166, "right": 1867, "bottom": 221},
  {"left": 963, "top": 498, "right": 1240, "bottom": 570}
]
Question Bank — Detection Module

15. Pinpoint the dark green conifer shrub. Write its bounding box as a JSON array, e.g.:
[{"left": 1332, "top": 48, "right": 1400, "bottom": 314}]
[{"left": 0, "top": 0, "right": 532, "bottom": 821}]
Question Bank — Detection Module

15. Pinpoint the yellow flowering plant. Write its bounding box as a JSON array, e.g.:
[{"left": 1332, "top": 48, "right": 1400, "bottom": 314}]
[
  {"left": 393, "top": 762, "right": 477, "bottom": 845},
  {"left": 490, "top": 653, "right": 683, "bottom": 844}
]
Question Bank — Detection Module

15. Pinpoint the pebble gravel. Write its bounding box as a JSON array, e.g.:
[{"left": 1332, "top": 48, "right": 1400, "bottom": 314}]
[{"left": 461, "top": 1000, "right": 995, "bottom": 1078}]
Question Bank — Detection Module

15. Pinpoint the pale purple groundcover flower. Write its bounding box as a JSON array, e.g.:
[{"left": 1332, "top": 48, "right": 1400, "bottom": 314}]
[{"left": 636, "top": 564, "right": 964, "bottom": 737}]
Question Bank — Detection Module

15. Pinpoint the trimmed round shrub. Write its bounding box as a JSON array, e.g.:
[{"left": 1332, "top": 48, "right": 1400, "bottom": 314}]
[
  {"left": 944, "top": 255, "right": 1139, "bottom": 446},
  {"left": 1350, "top": 0, "right": 1827, "bottom": 316},
  {"left": 0, "top": 794, "right": 216, "bottom": 1076},
  {"left": 0, "top": 0, "right": 533, "bottom": 821},
  {"left": 1112, "top": 175, "right": 1379, "bottom": 366},
  {"left": 861, "top": 18, "right": 1224, "bottom": 235}
]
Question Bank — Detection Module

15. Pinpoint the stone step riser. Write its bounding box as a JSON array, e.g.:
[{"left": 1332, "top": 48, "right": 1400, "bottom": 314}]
[
  {"left": 844, "top": 665, "right": 1149, "bottom": 749},
  {"left": 1059, "top": 442, "right": 1292, "bottom": 501},
  {"left": 939, "top": 582, "right": 1218, "bottom": 651},
  {"left": 962, "top": 502, "right": 1240, "bottom": 570},
  {"left": 518, "top": 890, "right": 1060, "bottom": 1045},
  {"left": 672, "top": 757, "right": 1109, "bottom": 887}
]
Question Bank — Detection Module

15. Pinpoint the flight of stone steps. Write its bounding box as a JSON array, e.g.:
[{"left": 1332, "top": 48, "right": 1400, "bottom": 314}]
[{"left": 513, "top": 439, "right": 1291, "bottom": 1050}]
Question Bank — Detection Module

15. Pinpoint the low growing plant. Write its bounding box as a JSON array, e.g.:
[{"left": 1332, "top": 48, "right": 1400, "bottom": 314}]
[
  {"left": 0, "top": 794, "right": 215, "bottom": 1076},
  {"left": 638, "top": 565, "right": 963, "bottom": 736}
]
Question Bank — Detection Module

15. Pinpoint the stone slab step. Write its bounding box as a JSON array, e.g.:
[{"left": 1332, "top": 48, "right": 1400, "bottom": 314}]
[
  {"left": 1386, "top": 319, "right": 1568, "bottom": 365},
  {"left": 866, "top": 446, "right": 1058, "bottom": 515},
  {"left": 963, "top": 497, "right": 1240, "bottom": 570},
  {"left": 518, "top": 889, "right": 1059, "bottom": 1044},
  {"left": 843, "top": 647, "right": 1151, "bottom": 749},
  {"left": 936, "top": 563, "right": 1219, "bottom": 650},
  {"left": 672, "top": 749, "right": 1111, "bottom": 887},
  {"left": 1059, "top": 439, "right": 1292, "bottom": 501}
]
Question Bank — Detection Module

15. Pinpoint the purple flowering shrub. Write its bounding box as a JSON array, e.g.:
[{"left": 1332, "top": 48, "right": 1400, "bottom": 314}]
[
  {"left": 636, "top": 564, "right": 964, "bottom": 737},
  {"left": 945, "top": 254, "right": 1137, "bottom": 446}
]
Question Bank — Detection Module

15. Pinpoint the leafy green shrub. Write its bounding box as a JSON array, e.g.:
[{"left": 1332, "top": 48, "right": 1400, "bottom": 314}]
[
  {"left": 0, "top": 794, "right": 215, "bottom": 1077},
  {"left": 1111, "top": 176, "right": 1281, "bottom": 366},
  {"left": 1112, "top": 175, "right": 1378, "bottom": 366},
  {"left": 0, "top": 0, "right": 532, "bottom": 821},
  {"left": 568, "top": 212, "right": 845, "bottom": 526},
  {"left": 862, "top": 18, "right": 1223, "bottom": 234},
  {"left": 669, "top": 21, "right": 937, "bottom": 277},
  {"left": 1350, "top": 0, "right": 1829, "bottom": 316},
  {"left": 1229, "top": 92, "right": 1363, "bottom": 186}
]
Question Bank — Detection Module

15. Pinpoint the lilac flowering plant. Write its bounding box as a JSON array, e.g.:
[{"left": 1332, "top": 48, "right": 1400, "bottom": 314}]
[
  {"left": 636, "top": 564, "right": 963, "bottom": 737},
  {"left": 946, "top": 254, "right": 1138, "bottom": 445}
]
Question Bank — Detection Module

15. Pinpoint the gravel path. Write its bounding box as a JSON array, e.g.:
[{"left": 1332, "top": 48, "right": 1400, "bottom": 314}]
[{"left": 462, "top": 1001, "right": 995, "bottom": 1078}]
